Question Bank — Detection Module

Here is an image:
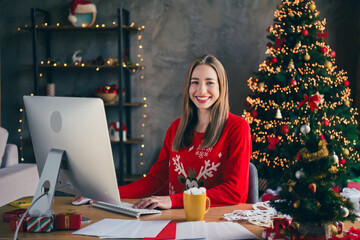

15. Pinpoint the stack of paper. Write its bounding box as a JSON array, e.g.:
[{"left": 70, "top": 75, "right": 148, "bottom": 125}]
[{"left": 73, "top": 219, "right": 259, "bottom": 239}]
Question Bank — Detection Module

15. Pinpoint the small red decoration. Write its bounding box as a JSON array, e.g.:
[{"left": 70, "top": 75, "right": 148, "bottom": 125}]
[
  {"left": 267, "top": 135, "right": 280, "bottom": 150},
  {"left": 289, "top": 79, "right": 297, "bottom": 86},
  {"left": 251, "top": 135, "right": 256, "bottom": 141},
  {"left": 244, "top": 101, "right": 251, "bottom": 108},
  {"left": 252, "top": 78, "right": 258, "bottom": 83},
  {"left": 95, "top": 84, "right": 119, "bottom": 94},
  {"left": 308, "top": 183, "right": 317, "bottom": 193},
  {"left": 340, "top": 159, "right": 346, "bottom": 165},
  {"left": 322, "top": 119, "right": 329, "bottom": 126},
  {"left": 344, "top": 80, "right": 350, "bottom": 87},
  {"left": 280, "top": 125, "right": 289, "bottom": 135},
  {"left": 320, "top": 134, "right": 326, "bottom": 141},
  {"left": 301, "top": 29, "right": 309, "bottom": 36},
  {"left": 296, "top": 152, "right": 301, "bottom": 161},
  {"left": 251, "top": 110, "right": 258, "bottom": 118},
  {"left": 271, "top": 57, "right": 277, "bottom": 64},
  {"left": 330, "top": 50, "right": 336, "bottom": 58},
  {"left": 317, "top": 31, "right": 328, "bottom": 41},
  {"left": 267, "top": 42, "right": 272, "bottom": 48},
  {"left": 320, "top": 47, "right": 327, "bottom": 53},
  {"left": 275, "top": 37, "right": 285, "bottom": 50}
]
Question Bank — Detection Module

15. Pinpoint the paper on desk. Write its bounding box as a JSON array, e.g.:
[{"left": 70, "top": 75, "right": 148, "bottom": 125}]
[
  {"left": 73, "top": 219, "right": 169, "bottom": 238},
  {"left": 176, "top": 221, "right": 207, "bottom": 239},
  {"left": 205, "top": 222, "right": 258, "bottom": 240},
  {"left": 73, "top": 219, "right": 124, "bottom": 236},
  {"left": 100, "top": 220, "right": 170, "bottom": 239}
]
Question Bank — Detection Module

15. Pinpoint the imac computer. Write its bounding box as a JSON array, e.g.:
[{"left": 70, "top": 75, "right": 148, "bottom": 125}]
[{"left": 24, "top": 95, "right": 121, "bottom": 216}]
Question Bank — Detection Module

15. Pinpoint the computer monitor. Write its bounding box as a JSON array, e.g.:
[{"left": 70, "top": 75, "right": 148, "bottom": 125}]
[{"left": 23, "top": 95, "right": 121, "bottom": 216}]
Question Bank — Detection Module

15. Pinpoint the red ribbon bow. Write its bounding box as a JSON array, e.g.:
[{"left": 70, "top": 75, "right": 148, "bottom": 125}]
[
  {"left": 298, "top": 93, "right": 322, "bottom": 111},
  {"left": 317, "top": 31, "right": 328, "bottom": 41},
  {"left": 275, "top": 37, "right": 285, "bottom": 50},
  {"left": 267, "top": 135, "right": 280, "bottom": 150}
]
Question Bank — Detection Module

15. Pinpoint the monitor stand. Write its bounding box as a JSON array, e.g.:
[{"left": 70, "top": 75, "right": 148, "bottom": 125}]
[{"left": 29, "top": 149, "right": 65, "bottom": 216}]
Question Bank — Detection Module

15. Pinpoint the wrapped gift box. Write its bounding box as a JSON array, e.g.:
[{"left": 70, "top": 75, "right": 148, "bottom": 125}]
[
  {"left": 10, "top": 215, "right": 54, "bottom": 232},
  {"left": 55, "top": 213, "right": 81, "bottom": 230},
  {"left": 3, "top": 209, "right": 27, "bottom": 222}
]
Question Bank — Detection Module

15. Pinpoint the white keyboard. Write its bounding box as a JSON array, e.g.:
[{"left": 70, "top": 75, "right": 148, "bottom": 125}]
[{"left": 92, "top": 201, "right": 161, "bottom": 218}]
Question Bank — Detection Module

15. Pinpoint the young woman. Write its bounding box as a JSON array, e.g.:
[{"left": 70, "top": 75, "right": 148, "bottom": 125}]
[{"left": 119, "top": 54, "right": 252, "bottom": 209}]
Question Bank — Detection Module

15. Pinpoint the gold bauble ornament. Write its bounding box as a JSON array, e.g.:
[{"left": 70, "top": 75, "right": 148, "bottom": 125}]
[
  {"left": 309, "top": 15, "right": 313, "bottom": 19},
  {"left": 325, "top": 61, "right": 333, "bottom": 69},
  {"left": 309, "top": 4, "right": 316, "bottom": 11},
  {"left": 330, "top": 224, "right": 338, "bottom": 234},
  {"left": 295, "top": 42, "right": 302, "bottom": 48},
  {"left": 258, "top": 82, "right": 265, "bottom": 91},
  {"left": 343, "top": 148, "right": 350, "bottom": 156},
  {"left": 277, "top": 3, "right": 283, "bottom": 10},
  {"left": 289, "top": 12, "right": 294, "bottom": 18},
  {"left": 304, "top": 53, "right": 310, "bottom": 61},
  {"left": 293, "top": 200, "right": 300, "bottom": 208},
  {"left": 344, "top": 100, "right": 350, "bottom": 107}
]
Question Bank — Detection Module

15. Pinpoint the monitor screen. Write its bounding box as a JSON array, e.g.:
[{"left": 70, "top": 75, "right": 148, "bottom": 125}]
[{"left": 24, "top": 96, "right": 121, "bottom": 207}]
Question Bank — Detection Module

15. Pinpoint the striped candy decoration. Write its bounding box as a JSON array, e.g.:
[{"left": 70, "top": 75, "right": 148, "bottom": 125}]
[{"left": 26, "top": 215, "right": 54, "bottom": 232}]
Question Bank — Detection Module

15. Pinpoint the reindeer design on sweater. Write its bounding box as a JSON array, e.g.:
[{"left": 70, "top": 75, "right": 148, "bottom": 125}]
[{"left": 172, "top": 155, "right": 221, "bottom": 190}]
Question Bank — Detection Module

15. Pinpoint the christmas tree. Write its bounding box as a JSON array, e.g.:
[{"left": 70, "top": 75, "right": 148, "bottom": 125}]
[
  {"left": 243, "top": 0, "right": 360, "bottom": 189},
  {"left": 243, "top": 0, "right": 360, "bottom": 229}
]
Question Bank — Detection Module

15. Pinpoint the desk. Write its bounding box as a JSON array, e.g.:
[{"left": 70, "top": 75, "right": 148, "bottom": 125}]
[{"left": 0, "top": 197, "right": 264, "bottom": 239}]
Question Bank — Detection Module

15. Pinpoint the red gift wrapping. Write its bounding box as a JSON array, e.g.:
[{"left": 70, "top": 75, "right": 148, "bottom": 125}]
[
  {"left": 10, "top": 217, "right": 27, "bottom": 232},
  {"left": 55, "top": 213, "right": 81, "bottom": 230},
  {"left": 3, "top": 209, "right": 27, "bottom": 222}
]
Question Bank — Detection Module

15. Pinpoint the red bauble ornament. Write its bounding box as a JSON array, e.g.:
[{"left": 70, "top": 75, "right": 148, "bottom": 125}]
[
  {"left": 340, "top": 159, "right": 346, "bottom": 165},
  {"left": 302, "top": 29, "right": 309, "bottom": 36},
  {"left": 320, "top": 47, "right": 327, "bottom": 53},
  {"left": 280, "top": 124, "right": 289, "bottom": 135},
  {"left": 244, "top": 101, "right": 251, "bottom": 108},
  {"left": 267, "top": 42, "right": 272, "bottom": 48},
  {"left": 323, "top": 119, "right": 329, "bottom": 126},
  {"left": 330, "top": 50, "right": 336, "bottom": 58},
  {"left": 252, "top": 78, "right": 257, "bottom": 83},
  {"left": 251, "top": 135, "right": 256, "bottom": 141},
  {"left": 251, "top": 110, "right": 258, "bottom": 118},
  {"left": 344, "top": 80, "right": 350, "bottom": 87},
  {"left": 271, "top": 57, "right": 277, "bottom": 64},
  {"left": 296, "top": 152, "right": 301, "bottom": 161},
  {"left": 289, "top": 79, "right": 297, "bottom": 86}
]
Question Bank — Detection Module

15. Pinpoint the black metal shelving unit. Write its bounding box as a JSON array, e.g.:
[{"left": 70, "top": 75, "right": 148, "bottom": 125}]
[{"left": 22, "top": 7, "right": 142, "bottom": 184}]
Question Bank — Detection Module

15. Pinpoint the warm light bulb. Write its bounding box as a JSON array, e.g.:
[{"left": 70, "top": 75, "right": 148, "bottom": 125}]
[
  {"left": 19, "top": 109, "right": 23, "bottom": 112},
  {"left": 143, "top": 97, "right": 147, "bottom": 101}
]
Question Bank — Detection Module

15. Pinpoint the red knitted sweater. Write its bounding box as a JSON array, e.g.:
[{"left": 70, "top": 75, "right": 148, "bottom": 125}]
[{"left": 118, "top": 112, "right": 252, "bottom": 208}]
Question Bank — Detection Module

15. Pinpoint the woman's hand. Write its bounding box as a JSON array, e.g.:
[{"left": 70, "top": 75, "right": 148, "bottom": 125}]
[{"left": 132, "top": 196, "right": 172, "bottom": 210}]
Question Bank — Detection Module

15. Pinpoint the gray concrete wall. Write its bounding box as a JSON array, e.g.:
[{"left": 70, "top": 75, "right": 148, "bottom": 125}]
[{"left": 1, "top": 0, "right": 359, "bottom": 176}]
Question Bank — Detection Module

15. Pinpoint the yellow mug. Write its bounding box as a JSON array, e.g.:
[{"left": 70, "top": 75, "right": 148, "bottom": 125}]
[{"left": 183, "top": 192, "right": 211, "bottom": 221}]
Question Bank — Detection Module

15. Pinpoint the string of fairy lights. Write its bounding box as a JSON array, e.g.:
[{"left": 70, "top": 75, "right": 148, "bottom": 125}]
[
  {"left": 17, "top": 20, "right": 149, "bottom": 177},
  {"left": 242, "top": 0, "right": 360, "bottom": 169}
]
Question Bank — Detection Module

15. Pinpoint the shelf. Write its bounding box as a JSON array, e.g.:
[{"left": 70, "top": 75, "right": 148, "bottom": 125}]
[
  {"left": 104, "top": 102, "right": 143, "bottom": 107},
  {"left": 22, "top": 64, "right": 142, "bottom": 71},
  {"left": 111, "top": 138, "right": 143, "bottom": 145},
  {"left": 19, "top": 24, "right": 140, "bottom": 32}
]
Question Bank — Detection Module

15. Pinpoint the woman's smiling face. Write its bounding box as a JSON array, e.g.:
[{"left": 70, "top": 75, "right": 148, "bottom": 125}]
[{"left": 189, "top": 64, "right": 220, "bottom": 111}]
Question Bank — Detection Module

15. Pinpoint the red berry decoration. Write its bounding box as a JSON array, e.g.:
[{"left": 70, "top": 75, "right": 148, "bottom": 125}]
[
  {"left": 340, "top": 159, "right": 346, "bottom": 165},
  {"left": 251, "top": 110, "right": 258, "bottom": 118},
  {"left": 280, "top": 124, "right": 289, "bottom": 135},
  {"left": 344, "top": 80, "right": 350, "bottom": 87},
  {"left": 330, "top": 50, "right": 336, "bottom": 58},
  {"left": 271, "top": 57, "right": 277, "bottom": 64},
  {"left": 322, "top": 119, "right": 329, "bottom": 126},
  {"left": 289, "top": 79, "right": 297, "bottom": 86},
  {"left": 320, "top": 47, "right": 327, "bottom": 53},
  {"left": 302, "top": 29, "right": 309, "bottom": 36},
  {"left": 244, "top": 101, "right": 251, "bottom": 108}
]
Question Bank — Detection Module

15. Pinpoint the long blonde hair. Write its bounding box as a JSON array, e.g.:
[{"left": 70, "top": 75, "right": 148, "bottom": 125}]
[{"left": 172, "top": 54, "right": 229, "bottom": 151}]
